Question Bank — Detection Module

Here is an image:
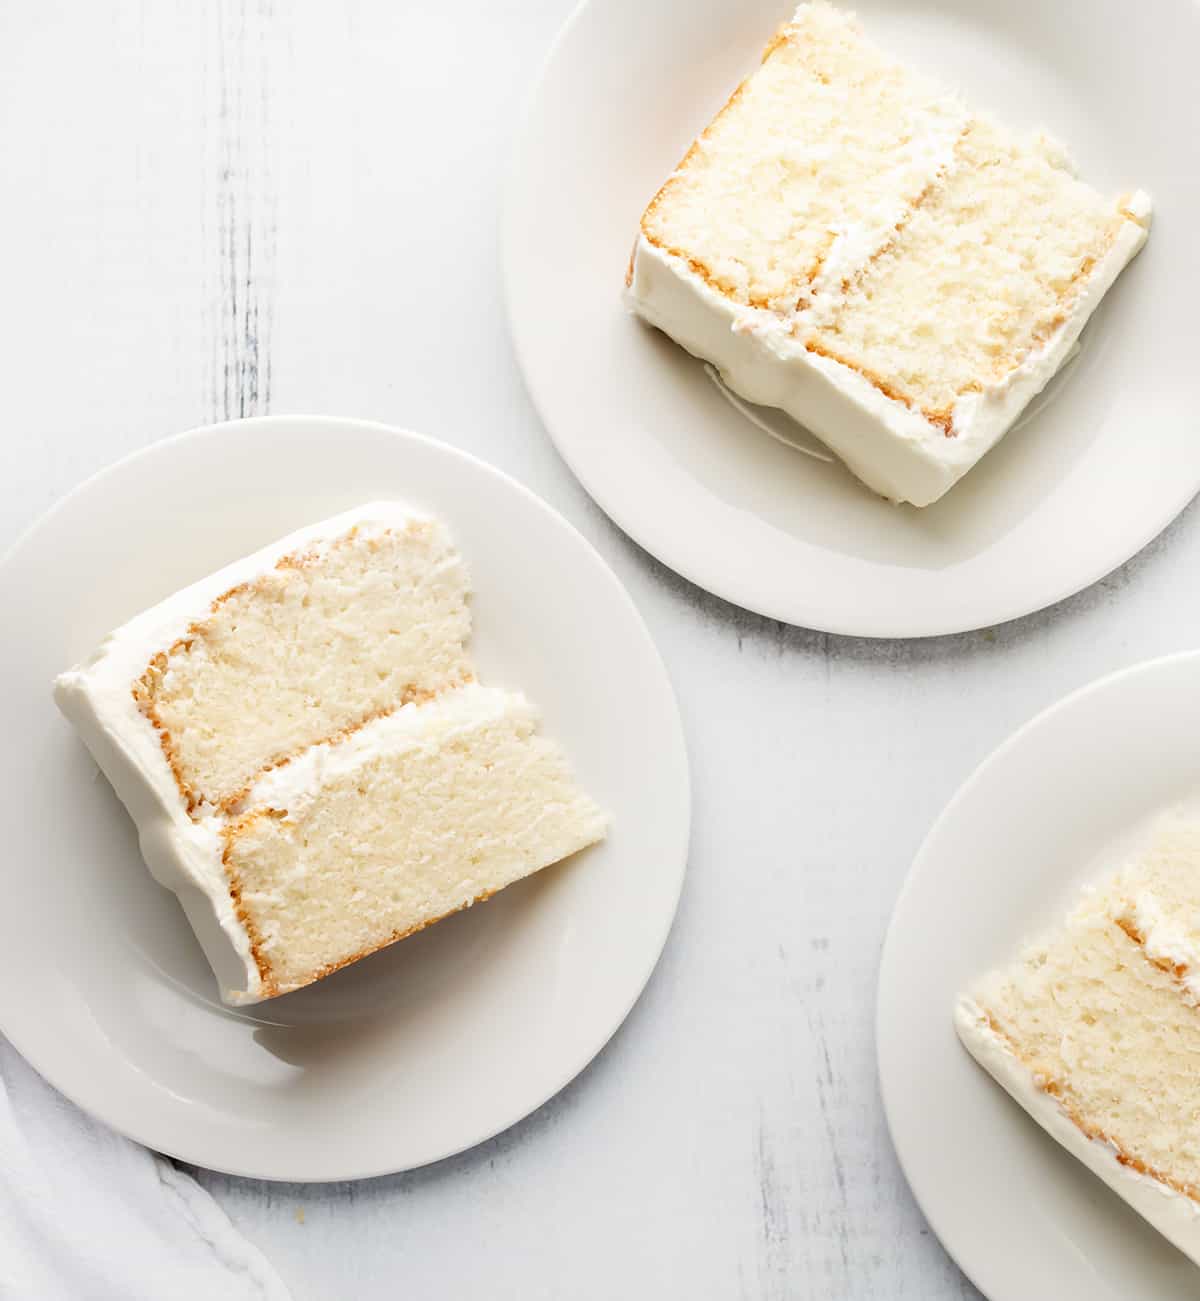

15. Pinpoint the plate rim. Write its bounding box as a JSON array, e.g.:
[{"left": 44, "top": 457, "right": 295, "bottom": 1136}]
[
  {"left": 502, "top": 0, "right": 1200, "bottom": 639},
  {"left": 876, "top": 648, "right": 1200, "bottom": 1296},
  {"left": 0, "top": 413, "right": 692, "bottom": 1182}
]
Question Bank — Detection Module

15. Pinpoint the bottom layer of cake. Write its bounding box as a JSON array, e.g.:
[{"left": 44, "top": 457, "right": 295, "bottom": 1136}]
[
  {"left": 113, "top": 684, "right": 606, "bottom": 1003},
  {"left": 220, "top": 684, "right": 607, "bottom": 1000}
]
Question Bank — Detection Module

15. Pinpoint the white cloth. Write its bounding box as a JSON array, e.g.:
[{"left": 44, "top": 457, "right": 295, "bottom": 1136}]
[{"left": 0, "top": 1038, "right": 292, "bottom": 1301}]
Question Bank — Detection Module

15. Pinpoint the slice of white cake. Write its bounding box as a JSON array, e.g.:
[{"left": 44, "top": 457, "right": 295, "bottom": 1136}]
[
  {"left": 55, "top": 505, "right": 607, "bottom": 1003},
  {"left": 956, "top": 815, "right": 1200, "bottom": 1264},
  {"left": 627, "top": 2, "right": 1151, "bottom": 506}
]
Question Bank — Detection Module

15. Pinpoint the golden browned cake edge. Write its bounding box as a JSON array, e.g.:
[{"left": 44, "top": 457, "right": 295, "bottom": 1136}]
[
  {"left": 131, "top": 519, "right": 454, "bottom": 818},
  {"left": 974, "top": 919, "right": 1200, "bottom": 1205}
]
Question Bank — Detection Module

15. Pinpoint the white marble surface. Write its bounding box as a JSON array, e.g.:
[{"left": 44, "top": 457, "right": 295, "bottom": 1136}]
[{"left": 4, "top": 2, "right": 1197, "bottom": 1297}]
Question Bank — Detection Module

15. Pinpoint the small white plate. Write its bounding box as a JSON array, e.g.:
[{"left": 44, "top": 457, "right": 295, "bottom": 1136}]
[
  {"left": 504, "top": 0, "right": 1200, "bottom": 636},
  {"left": 878, "top": 651, "right": 1200, "bottom": 1299},
  {"left": 0, "top": 416, "right": 689, "bottom": 1181}
]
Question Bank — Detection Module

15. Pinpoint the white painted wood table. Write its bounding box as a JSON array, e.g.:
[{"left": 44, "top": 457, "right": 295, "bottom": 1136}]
[{"left": 5, "top": 3, "right": 1197, "bottom": 1297}]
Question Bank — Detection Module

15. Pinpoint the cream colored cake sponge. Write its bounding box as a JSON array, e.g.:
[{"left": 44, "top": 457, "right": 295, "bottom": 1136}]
[
  {"left": 630, "top": 2, "right": 1150, "bottom": 505},
  {"left": 226, "top": 684, "right": 608, "bottom": 999},
  {"left": 957, "top": 815, "right": 1200, "bottom": 1265},
  {"left": 132, "top": 511, "right": 471, "bottom": 814},
  {"left": 57, "top": 504, "right": 473, "bottom": 818}
]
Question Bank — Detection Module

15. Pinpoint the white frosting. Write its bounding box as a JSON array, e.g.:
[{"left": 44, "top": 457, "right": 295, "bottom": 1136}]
[
  {"left": 245, "top": 682, "right": 523, "bottom": 814},
  {"left": 53, "top": 502, "right": 429, "bottom": 1005},
  {"left": 627, "top": 191, "right": 1152, "bottom": 507},
  {"left": 1125, "top": 891, "right": 1200, "bottom": 1003},
  {"left": 799, "top": 96, "right": 968, "bottom": 324},
  {"left": 954, "top": 996, "right": 1200, "bottom": 1266}
]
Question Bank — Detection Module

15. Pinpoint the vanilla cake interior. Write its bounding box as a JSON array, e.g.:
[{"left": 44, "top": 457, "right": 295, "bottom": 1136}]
[
  {"left": 226, "top": 685, "right": 607, "bottom": 998},
  {"left": 629, "top": 2, "right": 1151, "bottom": 506},
  {"left": 55, "top": 504, "right": 607, "bottom": 1004},
  {"left": 957, "top": 814, "right": 1200, "bottom": 1263},
  {"left": 135, "top": 516, "right": 472, "bottom": 815}
]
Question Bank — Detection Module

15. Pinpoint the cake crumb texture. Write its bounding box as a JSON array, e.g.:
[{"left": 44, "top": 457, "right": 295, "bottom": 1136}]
[
  {"left": 962, "top": 817, "right": 1200, "bottom": 1209},
  {"left": 643, "top": 3, "right": 964, "bottom": 314},
  {"left": 638, "top": 1, "right": 1149, "bottom": 430},
  {"left": 812, "top": 118, "right": 1125, "bottom": 418},
  {"left": 134, "top": 520, "right": 472, "bottom": 815},
  {"left": 222, "top": 686, "right": 607, "bottom": 998}
]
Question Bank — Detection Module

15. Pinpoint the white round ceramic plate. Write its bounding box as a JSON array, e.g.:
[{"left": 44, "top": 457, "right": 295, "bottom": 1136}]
[
  {"left": 878, "top": 651, "right": 1200, "bottom": 1299},
  {"left": 504, "top": 0, "right": 1200, "bottom": 637},
  {"left": 0, "top": 416, "right": 689, "bottom": 1181}
]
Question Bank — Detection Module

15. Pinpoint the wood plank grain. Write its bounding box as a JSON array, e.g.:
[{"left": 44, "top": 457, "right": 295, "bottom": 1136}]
[{"left": 204, "top": 0, "right": 277, "bottom": 422}]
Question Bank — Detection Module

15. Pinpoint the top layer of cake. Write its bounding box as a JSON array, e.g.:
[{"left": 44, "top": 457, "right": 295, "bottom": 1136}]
[
  {"left": 643, "top": 2, "right": 966, "bottom": 315},
  {"left": 71, "top": 506, "right": 473, "bottom": 817},
  {"left": 957, "top": 814, "right": 1200, "bottom": 1262},
  {"left": 637, "top": 2, "right": 1150, "bottom": 437}
]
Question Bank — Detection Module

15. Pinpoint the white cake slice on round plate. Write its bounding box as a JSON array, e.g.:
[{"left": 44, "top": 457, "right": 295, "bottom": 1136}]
[
  {"left": 628, "top": 2, "right": 1151, "bottom": 506},
  {"left": 957, "top": 812, "right": 1200, "bottom": 1265},
  {"left": 55, "top": 504, "right": 606, "bottom": 1004}
]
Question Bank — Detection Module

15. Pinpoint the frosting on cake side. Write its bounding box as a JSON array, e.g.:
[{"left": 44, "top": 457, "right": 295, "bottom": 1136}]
[{"left": 54, "top": 503, "right": 470, "bottom": 1002}]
